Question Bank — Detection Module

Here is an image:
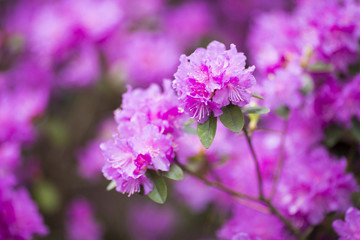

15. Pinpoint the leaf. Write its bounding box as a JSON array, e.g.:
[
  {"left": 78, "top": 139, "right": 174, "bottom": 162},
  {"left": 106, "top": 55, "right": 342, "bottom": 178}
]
[
  {"left": 162, "top": 164, "right": 183, "bottom": 181},
  {"left": 242, "top": 106, "right": 270, "bottom": 115},
  {"left": 106, "top": 181, "right": 116, "bottom": 191},
  {"left": 197, "top": 115, "right": 217, "bottom": 149},
  {"left": 324, "top": 125, "right": 343, "bottom": 147},
  {"left": 147, "top": 172, "right": 167, "bottom": 204},
  {"left": 252, "top": 93, "right": 264, "bottom": 100},
  {"left": 219, "top": 104, "right": 244, "bottom": 133},
  {"left": 351, "top": 118, "right": 360, "bottom": 142},
  {"left": 183, "top": 125, "right": 197, "bottom": 135},
  {"left": 307, "top": 62, "right": 334, "bottom": 72},
  {"left": 275, "top": 105, "right": 290, "bottom": 119}
]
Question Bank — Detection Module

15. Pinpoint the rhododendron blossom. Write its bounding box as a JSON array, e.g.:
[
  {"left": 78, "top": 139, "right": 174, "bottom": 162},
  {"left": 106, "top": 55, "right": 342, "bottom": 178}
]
[
  {"left": 100, "top": 81, "right": 185, "bottom": 196},
  {"left": 173, "top": 41, "right": 256, "bottom": 123}
]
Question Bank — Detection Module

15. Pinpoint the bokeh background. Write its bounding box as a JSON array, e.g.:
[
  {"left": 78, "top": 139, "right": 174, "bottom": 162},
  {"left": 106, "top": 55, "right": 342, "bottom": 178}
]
[{"left": 1, "top": 0, "right": 360, "bottom": 239}]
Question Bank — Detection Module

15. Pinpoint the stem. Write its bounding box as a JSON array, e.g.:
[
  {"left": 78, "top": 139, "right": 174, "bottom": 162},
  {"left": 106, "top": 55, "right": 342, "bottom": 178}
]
[
  {"left": 264, "top": 199, "right": 302, "bottom": 237},
  {"left": 269, "top": 119, "right": 289, "bottom": 200},
  {"left": 243, "top": 127, "right": 264, "bottom": 199},
  {"left": 176, "top": 161, "right": 259, "bottom": 202}
]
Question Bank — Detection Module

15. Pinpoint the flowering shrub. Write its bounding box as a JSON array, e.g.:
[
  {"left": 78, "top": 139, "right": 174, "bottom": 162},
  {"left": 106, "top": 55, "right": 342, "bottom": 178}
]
[{"left": 1, "top": 0, "right": 360, "bottom": 239}]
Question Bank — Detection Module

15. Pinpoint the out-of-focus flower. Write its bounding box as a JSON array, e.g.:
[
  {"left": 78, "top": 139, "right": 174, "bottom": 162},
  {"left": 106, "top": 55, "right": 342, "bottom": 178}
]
[
  {"left": 333, "top": 207, "right": 360, "bottom": 240},
  {"left": 101, "top": 81, "right": 185, "bottom": 196},
  {"left": 0, "top": 142, "right": 20, "bottom": 177},
  {"left": 275, "top": 147, "right": 358, "bottom": 226},
  {"left": 0, "top": 85, "right": 48, "bottom": 143},
  {"left": 0, "top": 177, "right": 48, "bottom": 240},
  {"left": 298, "top": 0, "right": 360, "bottom": 71},
  {"left": 217, "top": 205, "right": 293, "bottom": 240},
  {"left": 66, "top": 199, "right": 102, "bottom": 240},
  {"left": 55, "top": 42, "right": 100, "bottom": 88},
  {"left": 261, "top": 64, "right": 304, "bottom": 110},
  {"left": 334, "top": 74, "right": 360, "bottom": 126},
  {"left": 163, "top": 2, "right": 213, "bottom": 47},
  {"left": 128, "top": 201, "right": 177, "bottom": 240},
  {"left": 77, "top": 119, "right": 117, "bottom": 180},
  {"left": 173, "top": 41, "right": 256, "bottom": 123},
  {"left": 119, "top": 32, "right": 180, "bottom": 87}
]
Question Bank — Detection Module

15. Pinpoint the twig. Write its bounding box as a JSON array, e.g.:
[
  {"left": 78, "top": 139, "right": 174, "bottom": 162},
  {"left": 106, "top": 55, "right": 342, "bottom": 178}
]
[
  {"left": 176, "top": 160, "right": 259, "bottom": 202},
  {"left": 243, "top": 127, "right": 264, "bottom": 199},
  {"left": 269, "top": 119, "right": 289, "bottom": 200}
]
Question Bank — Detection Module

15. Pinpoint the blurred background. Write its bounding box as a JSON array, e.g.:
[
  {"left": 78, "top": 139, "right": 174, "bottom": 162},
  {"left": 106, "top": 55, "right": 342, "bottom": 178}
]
[{"left": 1, "top": 0, "right": 359, "bottom": 239}]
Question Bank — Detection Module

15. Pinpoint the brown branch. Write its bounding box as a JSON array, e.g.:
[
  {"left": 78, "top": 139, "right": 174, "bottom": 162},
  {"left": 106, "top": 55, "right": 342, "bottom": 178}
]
[
  {"left": 243, "top": 127, "right": 264, "bottom": 199},
  {"left": 269, "top": 119, "right": 289, "bottom": 200}
]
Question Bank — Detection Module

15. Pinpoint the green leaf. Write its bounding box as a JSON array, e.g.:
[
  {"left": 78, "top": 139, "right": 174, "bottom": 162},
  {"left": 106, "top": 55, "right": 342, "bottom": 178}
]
[
  {"left": 307, "top": 62, "right": 334, "bottom": 72},
  {"left": 106, "top": 181, "right": 116, "bottom": 191},
  {"left": 147, "top": 172, "right": 167, "bottom": 204},
  {"left": 324, "top": 125, "right": 343, "bottom": 147},
  {"left": 162, "top": 164, "right": 183, "bottom": 181},
  {"left": 33, "top": 181, "right": 60, "bottom": 214},
  {"left": 197, "top": 115, "right": 217, "bottom": 149},
  {"left": 219, "top": 104, "right": 244, "bottom": 133},
  {"left": 242, "top": 106, "right": 270, "bottom": 115},
  {"left": 275, "top": 105, "right": 290, "bottom": 119},
  {"left": 183, "top": 125, "right": 197, "bottom": 135},
  {"left": 351, "top": 118, "right": 360, "bottom": 142},
  {"left": 252, "top": 93, "right": 264, "bottom": 100}
]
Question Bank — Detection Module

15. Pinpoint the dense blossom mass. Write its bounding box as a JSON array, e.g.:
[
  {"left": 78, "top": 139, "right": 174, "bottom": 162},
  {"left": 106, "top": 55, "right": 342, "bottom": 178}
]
[
  {"left": 173, "top": 41, "right": 256, "bottom": 123},
  {"left": 0, "top": 0, "right": 360, "bottom": 239},
  {"left": 100, "top": 81, "right": 185, "bottom": 196}
]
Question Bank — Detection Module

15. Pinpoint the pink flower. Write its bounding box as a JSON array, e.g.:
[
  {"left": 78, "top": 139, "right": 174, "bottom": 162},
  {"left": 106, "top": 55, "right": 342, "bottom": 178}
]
[
  {"left": 100, "top": 81, "right": 185, "bottom": 196},
  {"left": 66, "top": 199, "right": 102, "bottom": 240},
  {"left": 173, "top": 41, "right": 256, "bottom": 123},
  {"left": 333, "top": 207, "right": 360, "bottom": 240}
]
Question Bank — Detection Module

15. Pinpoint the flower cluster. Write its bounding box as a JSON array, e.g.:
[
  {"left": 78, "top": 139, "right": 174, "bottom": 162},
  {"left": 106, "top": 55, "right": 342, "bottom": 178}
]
[
  {"left": 173, "top": 41, "right": 256, "bottom": 123},
  {"left": 100, "top": 81, "right": 185, "bottom": 196}
]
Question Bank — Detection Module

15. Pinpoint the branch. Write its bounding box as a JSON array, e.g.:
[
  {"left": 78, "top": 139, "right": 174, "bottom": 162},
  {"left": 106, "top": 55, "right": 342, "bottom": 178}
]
[{"left": 243, "top": 127, "right": 264, "bottom": 199}]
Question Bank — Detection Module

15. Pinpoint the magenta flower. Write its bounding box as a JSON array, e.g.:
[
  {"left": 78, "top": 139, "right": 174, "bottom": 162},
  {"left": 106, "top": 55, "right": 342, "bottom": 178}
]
[
  {"left": 66, "top": 199, "right": 102, "bottom": 240},
  {"left": 0, "top": 177, "right": 48, "bottom": 240},
  {"left": 335, "top": 74, "right": 360, "bottom": 126},
  {"left": 333, "top": 207, "right": 360, "bottom": 240},
  {"left": 128, "top": 201, "right": 177, "bottom": 240},
  {"left": 173, "top": 41, "right": 256, "bottom": 123},
  {"left": 275, "top": 147, "right": 358, "bottom": 226},
  {"left": 120, "top": 32, "right": 181, "bottom": 87},
  {"left": 217, "top": 205, "right": 293, "bottom": 240},
  {"left": 100, "top": 81, "right": 184, "bottom": 196},
  {"left": 77, "top": 118, "right": 117, "bottom": 180}
]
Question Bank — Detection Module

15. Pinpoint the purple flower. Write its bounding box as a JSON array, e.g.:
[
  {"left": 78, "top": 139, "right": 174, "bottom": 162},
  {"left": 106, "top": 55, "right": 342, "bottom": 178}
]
[
  {"left": 261, "top": 64, "right": 304, "bottom": 110},
  {"left": 0, "top": 84, "right": 48, "bottom": 143},
  {"left": 101, "top": 81, "right": 185, "bottom": 196},
  {"left": 217, "top": 205, "right": 293, "bottom": 240},
  {"left": 0, "top": 177, "right": 48, "bottom": 240},
  {"left": 333, "top": 207, "right": 360, "bottom": 240},
  {"left": 0, "top": 142, "right": 20, "bottom": 177},
  {"left": 66, "top": 199, "right": 102, "bottom": 240},
  {"left": 163, "top": 2, "right": 213, "bottom": 47},
  {"left": 334, "top": 74, "right": 360, "bottom": 126},
  {"left": 275, "top": 147, "right": 358, "bottom": 226},
  {"left": 299, "top": 0, "right": 360, "bottom": 71},
  {"left": 119, "top": 32, "right": 181, "bottom": 87},
  {"left": 77, "top": 119, "right": 117, "bottom": 180},
  {"left": 128, "top": 201, "right": 177, "bottom": 240},
  {"left": 173, "top": 41, "right": 256, "bottom": 123}
]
